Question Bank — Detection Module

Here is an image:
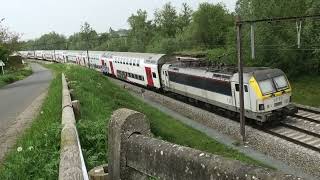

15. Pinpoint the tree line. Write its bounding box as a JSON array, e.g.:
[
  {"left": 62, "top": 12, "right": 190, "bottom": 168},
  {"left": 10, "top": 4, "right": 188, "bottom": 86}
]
[
  {"left": 19, "top": 1, "right": 320, "bottom": 77},
  {"left": 0, "top": 22, "right": 20, "bottom": 64}
]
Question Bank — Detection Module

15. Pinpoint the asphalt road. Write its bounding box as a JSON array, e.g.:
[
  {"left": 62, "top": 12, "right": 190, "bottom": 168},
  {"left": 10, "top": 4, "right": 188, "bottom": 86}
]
[{"left": 0, "top": 63, "right": 52, "bottom": 133}]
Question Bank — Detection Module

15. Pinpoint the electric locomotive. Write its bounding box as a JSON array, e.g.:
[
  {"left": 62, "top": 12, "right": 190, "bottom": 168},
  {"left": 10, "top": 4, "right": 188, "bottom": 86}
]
[{"left": 161, "top": 59, "right": 297, "bottom": 123}]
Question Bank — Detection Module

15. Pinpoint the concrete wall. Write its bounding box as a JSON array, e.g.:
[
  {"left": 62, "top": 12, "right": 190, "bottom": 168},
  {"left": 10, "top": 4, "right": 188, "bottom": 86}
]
[
  {"left": 107, "top": 108, "right": 299, "bottom": 180},
  {"left": 59, "top": 73, "right": 88, "bottom": 180}
]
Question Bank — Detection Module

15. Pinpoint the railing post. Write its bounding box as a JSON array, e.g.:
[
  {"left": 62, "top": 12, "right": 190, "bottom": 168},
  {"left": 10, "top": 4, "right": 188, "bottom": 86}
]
[{"left": 108, "top": 108, "right": 151, "bottom": 180}]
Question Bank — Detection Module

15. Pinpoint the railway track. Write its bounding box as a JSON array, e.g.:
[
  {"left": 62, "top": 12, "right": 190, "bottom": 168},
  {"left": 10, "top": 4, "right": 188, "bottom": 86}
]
[{"left": 265, "top": 108, "right": 320, "bottom": 153}]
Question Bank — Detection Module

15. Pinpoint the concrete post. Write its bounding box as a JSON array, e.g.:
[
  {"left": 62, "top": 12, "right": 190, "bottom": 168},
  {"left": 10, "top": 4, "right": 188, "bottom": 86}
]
[
  {"left": 72, "top": 100, "right": 81, "bottom": 120},
  {"left": 107, "top": 108, "right": 151, "bottom": 180}
]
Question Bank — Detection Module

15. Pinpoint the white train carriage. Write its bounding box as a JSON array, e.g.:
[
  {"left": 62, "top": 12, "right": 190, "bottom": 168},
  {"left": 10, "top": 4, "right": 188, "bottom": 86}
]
[
  {"left": 35, "top": 50, "right": 45, "bottom": 60},
  {"left": 55, "top": 50, "right": 67, "bottom": 63},
  {"left": 88, "top": 51, "right": 106, "bottom": 69},
  {"left": 161, "top": 61, "right": 296, "bottom": 122},
  {"left": 43, "top": 50, "right": 55, "bottom": 61},
  {"left": 105, "top": 52, "right": 168, "bottom": 89},
  {"left": 65, "top": 50, "right": 83, "bottom": 64},
  {"left": 19, "top": 51, "right": 29, "bottom": 58},
  {"left": 27, "top": 51, "right": 35, "bottom": 59}
]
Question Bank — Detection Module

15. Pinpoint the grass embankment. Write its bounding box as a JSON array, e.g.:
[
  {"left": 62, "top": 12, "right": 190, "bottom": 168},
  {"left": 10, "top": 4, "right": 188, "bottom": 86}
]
[
  {"left": 46, "top": 63, "right": 267, "bottom": 171},
  {"left": 0, "top": 73, "right": 61, "bottom": 179},
  {"left": 0, "top": 65, "right": 33, "bottom": 88},
  {"left": 291, "top": 75, "right": 320, "bottom": 107}
]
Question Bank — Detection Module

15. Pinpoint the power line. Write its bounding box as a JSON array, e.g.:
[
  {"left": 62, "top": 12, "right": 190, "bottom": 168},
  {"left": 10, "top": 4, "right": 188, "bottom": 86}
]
[{"left": 237, "top": 14, "right": 320, "bottom": 24}]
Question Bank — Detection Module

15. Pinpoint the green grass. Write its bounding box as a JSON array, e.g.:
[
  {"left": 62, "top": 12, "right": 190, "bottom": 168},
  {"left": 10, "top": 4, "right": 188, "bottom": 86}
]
[
  {"left": 291, "top": 75, "right": 320, "bottom": 107},
  {"left": 0, "top": 73, "right": 61, "bottom": 179},
  {"left": 45, "top": 63, "right": 268, "bottom": 171},
  {"left": 0, "top": 65, "right": 33, "bottom": 88}
]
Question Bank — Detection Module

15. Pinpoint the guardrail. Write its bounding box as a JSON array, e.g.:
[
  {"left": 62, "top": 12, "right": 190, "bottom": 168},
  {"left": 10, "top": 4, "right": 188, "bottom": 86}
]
[
  {"left": 89, "top": 108, "right": 299, "bottom": 180},
  {"left": 59, "top": 73, "right": 88, "bottom": 180}
]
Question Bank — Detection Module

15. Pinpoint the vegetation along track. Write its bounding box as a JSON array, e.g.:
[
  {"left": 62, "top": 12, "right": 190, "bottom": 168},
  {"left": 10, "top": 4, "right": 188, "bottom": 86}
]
[{"left": 264, "top": 108, "right": 320, "bottom": 153}]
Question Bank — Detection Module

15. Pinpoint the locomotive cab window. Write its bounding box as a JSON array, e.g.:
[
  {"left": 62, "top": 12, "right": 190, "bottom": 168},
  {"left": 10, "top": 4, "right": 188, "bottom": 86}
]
[
  {"left": 259, "top": 79, "right": 276, "bottom": 95},
  {"left": 152, "top": 72, "right": 157, "bottom": 78},
  {"left": 273, "top": 75, "right": 288, "bottom": 90}
]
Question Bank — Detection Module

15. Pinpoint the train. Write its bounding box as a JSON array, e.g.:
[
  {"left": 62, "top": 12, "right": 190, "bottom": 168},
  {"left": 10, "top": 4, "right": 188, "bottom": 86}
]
[{"left": 19, "top": 50, "right": 298, "bottom": 123}]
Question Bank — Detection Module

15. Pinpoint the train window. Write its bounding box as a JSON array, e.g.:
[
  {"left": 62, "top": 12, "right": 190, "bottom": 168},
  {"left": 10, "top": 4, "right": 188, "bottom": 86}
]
[
  {"left": 244, "top": 85, "right": 248, "bottom": 92},
  {"left": 259, "top": 79, "right": 276, "bottom": 95},
  {"left": 152, "top": 72, "right": 157, "bottom": 78},
  {"left": 273, "top": 75, "right": 288, "bottom": 90},
  {"left": 235, "top": 84, "right": 239, "bottom": 91},
  {"left": 138, "top": 76, "right": 143, "bottom": 80},
  {"left": 134, "top": 74, "right": 138, "bottom": 79}
]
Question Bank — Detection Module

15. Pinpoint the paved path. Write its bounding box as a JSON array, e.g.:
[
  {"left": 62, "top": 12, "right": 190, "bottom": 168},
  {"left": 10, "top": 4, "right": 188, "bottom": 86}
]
[{"left": 0, "top": 63, "right": 52, "bottom": 134}]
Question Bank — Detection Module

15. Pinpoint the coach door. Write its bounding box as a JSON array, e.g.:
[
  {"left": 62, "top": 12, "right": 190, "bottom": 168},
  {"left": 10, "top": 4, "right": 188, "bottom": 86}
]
[
  {"left": 233, "top": 83, "right": 251, "bottom": 110},
  {"left": 145, "top": 67, "right": 154, "bottom": 87},
  {"left": 162, "top": 70, "right": 169, "bottom": 87},
  {"left": 109, "top": 61, "right": 115, "bottom": 76}
]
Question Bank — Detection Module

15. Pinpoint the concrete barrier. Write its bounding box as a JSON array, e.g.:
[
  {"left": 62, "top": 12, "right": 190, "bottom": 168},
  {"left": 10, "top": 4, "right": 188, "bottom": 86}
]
[
  {"left": 59, "top": 73, "right": 88, "bottom": 180},
  {"left": 106, "top": 108, "right": 299, "bottom": 180}
]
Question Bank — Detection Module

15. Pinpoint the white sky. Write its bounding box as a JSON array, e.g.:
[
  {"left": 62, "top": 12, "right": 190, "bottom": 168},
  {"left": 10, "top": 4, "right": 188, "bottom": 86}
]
[{"left": 0, "top": 0, "right": 237, "bottom": 40}]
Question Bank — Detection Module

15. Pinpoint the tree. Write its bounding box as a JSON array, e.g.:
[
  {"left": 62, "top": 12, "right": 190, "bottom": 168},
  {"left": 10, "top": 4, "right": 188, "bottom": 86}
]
[
  {"left": 80, "top": 22, "right": 98, "bottom": 50},
  {"left": 127, "top": 9, "right": 153, "bottom": 52},
  {"left": 177, "top": 3, "right": 193, "bottom": 32},
  {"left": 0, "top": 23, "right": 21, "bottom": 62},
  {"left": 191, "top": 3, "right": 233, "bottom": 48},
  {"left": 154, "top": 3, "right": 179, "bottom": 37}
]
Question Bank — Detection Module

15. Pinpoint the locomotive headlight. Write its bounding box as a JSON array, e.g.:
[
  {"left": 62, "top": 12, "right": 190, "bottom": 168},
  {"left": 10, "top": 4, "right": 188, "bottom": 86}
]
[{"left": 259, "top": 104, "right": 265, "bottom": 110}]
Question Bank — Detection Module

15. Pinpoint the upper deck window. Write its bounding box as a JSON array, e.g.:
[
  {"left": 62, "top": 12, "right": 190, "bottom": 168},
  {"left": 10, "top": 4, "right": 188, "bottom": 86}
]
[{"left": 273, "top": 75, "right": 288, "bottom": 90}]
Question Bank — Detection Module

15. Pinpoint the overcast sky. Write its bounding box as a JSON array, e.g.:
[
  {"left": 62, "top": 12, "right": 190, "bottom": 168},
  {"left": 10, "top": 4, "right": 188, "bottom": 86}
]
[{"left": 0, "top": 0, "right": 236, "bottom": 40}]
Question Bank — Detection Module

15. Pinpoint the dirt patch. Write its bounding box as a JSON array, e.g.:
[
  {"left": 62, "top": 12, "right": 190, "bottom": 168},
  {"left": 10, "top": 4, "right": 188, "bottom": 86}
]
[{"left": 0, "top": 91, "right": 48, "bottom": 163}]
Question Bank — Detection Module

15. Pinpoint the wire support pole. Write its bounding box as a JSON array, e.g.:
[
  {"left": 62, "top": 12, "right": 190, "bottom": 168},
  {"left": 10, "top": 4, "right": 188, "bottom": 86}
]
[{"left": 236, "top": 16, "right": 246, "bottom": 143}]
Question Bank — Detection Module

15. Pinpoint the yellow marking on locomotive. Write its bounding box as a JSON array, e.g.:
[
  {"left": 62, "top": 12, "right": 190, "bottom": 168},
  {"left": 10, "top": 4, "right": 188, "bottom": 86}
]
[
  {"left": 249, "top": 77, "right": 266, "bottom": 100},
  {"left": 249, "top": 76, "right": 292, "bottom": 100}
]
